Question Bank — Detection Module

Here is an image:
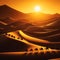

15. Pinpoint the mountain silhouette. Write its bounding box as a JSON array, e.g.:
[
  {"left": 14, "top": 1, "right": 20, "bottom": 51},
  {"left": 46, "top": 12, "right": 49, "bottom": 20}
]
[
  {"left": 44, "top": 17, "right": 60, "bottom": 29},
  {"left": 28, "top": 13, "right": 60, "bottom": 26},
  {"left": 0, "top": 5, "right": 27, "bottom": 20},
  {"left": 0, "top": 5, "right": 33, "bottom": 34},
  {"left": 52, "top": 13, "right": 60, "bottom": 18}
]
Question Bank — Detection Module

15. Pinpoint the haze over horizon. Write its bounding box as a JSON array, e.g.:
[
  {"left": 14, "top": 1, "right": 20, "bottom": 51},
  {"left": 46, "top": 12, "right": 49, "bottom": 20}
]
[{"left": 0, "top": 0, "right": 60, "bottom": 14}]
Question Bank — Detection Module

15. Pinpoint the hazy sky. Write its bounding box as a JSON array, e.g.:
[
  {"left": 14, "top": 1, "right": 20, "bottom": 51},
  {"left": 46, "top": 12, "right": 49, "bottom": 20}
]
[{"left": 0, "top": 0, "right": 60, "bottom": 14}]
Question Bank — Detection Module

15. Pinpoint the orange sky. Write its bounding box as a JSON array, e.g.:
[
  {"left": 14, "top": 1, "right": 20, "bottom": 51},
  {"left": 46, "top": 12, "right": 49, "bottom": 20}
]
[{"left": 0, "top": 0, "right": 60, "bottom": 14}]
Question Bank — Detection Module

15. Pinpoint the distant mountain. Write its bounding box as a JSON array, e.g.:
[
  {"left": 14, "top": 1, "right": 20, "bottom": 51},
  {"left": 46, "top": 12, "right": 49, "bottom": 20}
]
[
  {"left": 52, "top": 13, "right": 60, "bottom": 18},
  {"left": 27, "top": 12, "right": 51, "bottom": 24},
  {"left": 0, "top": 5, "right": 27, "bottom": 20},
  {"left": 0, "top": 5, "right": 32, "bottom": 33},
  {"left": 43, "top": 16, "right": 60, "bottom": 29},
  {"left": 28, "top": 13, "right": 60, "bottom": 26},
  {"left": 28, "top": 12, "right": 51, "bottom": 19}
]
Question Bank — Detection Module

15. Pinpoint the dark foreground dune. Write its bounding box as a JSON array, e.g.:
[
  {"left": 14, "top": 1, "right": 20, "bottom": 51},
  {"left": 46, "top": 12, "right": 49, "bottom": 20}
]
[{"left": 0, "top": 50, "right": 60, "bottom": 60}]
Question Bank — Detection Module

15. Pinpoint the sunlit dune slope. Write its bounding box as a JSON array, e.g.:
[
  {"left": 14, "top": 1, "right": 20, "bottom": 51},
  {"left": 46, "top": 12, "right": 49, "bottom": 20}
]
[
  {"left": 24, "top": 29, "right": 60, "bottom": 42},
  {"left": 5, "top": 31, "right": 51, "bottom": 51},
  {"left": 19, "top": 30, "right": 60, "bottom": 49},
  {"left": 0, "top": 32, "right": 49, "bottom": 52}
]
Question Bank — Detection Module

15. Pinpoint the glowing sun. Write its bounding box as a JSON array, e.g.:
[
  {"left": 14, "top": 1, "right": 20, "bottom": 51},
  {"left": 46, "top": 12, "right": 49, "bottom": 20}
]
[{"left": 34, "top": 6, "right": 41, "bottom": 12}]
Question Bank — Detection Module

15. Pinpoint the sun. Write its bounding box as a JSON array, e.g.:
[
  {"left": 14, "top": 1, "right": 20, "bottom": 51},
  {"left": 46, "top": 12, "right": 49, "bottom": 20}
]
[{"left": 34, "top": 6, "right": 41, "bottom": 12}]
